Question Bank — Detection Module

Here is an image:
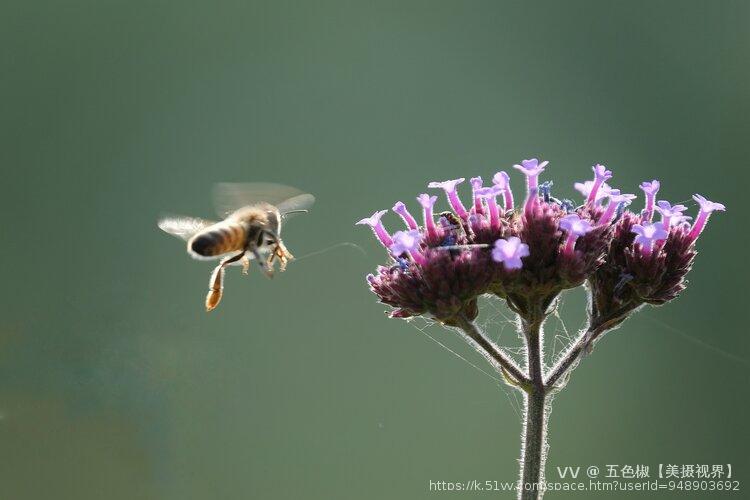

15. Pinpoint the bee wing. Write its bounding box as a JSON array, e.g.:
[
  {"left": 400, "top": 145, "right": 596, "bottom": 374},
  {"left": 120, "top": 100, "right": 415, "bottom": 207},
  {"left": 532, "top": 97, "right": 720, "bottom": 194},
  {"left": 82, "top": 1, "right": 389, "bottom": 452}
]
[
  {"left": 277, "top": 193, "right": 316, "bottom": 219},
  {"left": 212, "top": 182, "right": 314, "bottom": 218},
  {"left": 157, "top": 215, "right": 216, "bottom": 241}
]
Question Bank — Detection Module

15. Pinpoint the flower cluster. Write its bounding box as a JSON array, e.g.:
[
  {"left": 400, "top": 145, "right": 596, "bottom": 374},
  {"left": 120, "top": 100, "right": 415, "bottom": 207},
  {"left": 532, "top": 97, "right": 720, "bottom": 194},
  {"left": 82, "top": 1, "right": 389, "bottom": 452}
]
[{"left": 359, "top": 159, "right": 724, "bottom": 325}]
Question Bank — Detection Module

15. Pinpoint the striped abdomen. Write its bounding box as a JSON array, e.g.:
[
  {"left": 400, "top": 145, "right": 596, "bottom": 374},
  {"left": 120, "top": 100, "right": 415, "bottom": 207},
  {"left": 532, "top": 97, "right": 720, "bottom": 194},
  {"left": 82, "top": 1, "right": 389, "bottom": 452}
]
[{"left": 188, "top": 221, "right": 247, "bottom": 258}]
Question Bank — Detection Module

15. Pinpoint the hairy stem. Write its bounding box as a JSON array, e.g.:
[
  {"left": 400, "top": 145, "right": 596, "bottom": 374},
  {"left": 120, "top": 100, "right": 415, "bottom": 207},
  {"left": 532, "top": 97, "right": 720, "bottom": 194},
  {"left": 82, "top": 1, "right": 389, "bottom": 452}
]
[
  {"left": 545, "top": 310, "right": 630, "bottom": 388},
  {"left": 454, "top": 314, "right": 529, "bottom": 387},
  {"left": 520, "top": 318, "right": 547, "bottom": 500}
]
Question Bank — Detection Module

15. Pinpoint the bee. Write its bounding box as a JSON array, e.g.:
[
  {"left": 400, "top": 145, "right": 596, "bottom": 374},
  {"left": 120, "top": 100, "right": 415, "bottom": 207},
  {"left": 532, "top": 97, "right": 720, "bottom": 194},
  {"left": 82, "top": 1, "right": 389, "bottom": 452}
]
[{"left": 158, "top": 183, "right": 314, "bottom": 311}]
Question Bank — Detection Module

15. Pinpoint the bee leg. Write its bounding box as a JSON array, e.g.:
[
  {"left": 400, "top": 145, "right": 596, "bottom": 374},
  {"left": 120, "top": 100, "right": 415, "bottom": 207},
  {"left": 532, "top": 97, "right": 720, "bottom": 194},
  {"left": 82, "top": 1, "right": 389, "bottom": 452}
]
[
  {"left": 252, "top": 248, "right": 274, "bottom": 279},
  {"left": 269, "top": 234, "right": 293, "bottom": 272},
  {"left": 205, "top": 251, "right": 244, "bottom": 312},
  {"left": 240, "top": 254, "right": 251, "bottom": 275}
]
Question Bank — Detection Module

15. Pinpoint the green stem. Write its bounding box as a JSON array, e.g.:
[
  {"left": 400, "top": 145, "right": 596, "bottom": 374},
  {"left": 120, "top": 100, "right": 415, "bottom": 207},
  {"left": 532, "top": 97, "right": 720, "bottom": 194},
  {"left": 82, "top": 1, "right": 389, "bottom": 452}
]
[{"left": 519, "top": 318, "right": 547, "bottom": 500}]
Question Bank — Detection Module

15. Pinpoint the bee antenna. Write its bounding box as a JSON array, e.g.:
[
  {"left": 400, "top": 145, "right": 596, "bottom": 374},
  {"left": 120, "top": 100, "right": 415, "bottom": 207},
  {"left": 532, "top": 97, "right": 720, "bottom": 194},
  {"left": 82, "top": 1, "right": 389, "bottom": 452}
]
[{"left": 282, "top": 209, "right": 309, "bottom": 219}]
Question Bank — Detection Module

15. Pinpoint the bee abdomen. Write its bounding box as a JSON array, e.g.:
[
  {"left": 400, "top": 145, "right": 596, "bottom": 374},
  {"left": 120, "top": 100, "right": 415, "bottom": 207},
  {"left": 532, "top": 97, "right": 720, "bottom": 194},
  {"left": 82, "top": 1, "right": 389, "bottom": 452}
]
[{"left": 188, "top": 222, "right": 246, "bottom": 257}]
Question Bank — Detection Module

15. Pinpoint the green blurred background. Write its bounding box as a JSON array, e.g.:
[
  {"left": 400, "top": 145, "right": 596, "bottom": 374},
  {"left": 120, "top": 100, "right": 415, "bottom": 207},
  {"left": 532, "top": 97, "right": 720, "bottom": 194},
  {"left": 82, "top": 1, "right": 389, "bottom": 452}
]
[{"left": 1, "top": 1, "right": 747, "bottom": 498}]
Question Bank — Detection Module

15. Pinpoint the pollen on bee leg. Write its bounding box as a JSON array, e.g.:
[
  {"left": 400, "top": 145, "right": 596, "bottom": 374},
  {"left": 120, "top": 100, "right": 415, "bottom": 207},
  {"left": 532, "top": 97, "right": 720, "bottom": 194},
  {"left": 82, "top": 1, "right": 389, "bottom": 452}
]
[{"left": 205, "top": 264, "right": 225, "bottom": 312}]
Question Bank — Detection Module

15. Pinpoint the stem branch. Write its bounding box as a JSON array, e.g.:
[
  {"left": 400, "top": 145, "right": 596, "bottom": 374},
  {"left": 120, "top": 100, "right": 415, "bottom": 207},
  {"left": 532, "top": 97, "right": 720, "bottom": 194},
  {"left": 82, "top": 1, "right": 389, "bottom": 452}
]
[{"left": 454, "top": 314, "right": 529, "bottom": 387}]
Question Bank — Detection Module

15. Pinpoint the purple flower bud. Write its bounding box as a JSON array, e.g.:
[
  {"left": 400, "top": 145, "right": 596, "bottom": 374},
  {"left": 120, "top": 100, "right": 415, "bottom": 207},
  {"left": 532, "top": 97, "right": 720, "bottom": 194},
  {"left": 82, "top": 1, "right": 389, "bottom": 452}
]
[
  {"left": 356, "top": 210, "right": 393, "bottom": 248},
  {"left": 470, "top": 176, "right": 484, "bottom": 214},
  {"left": 492, "top": 171, "right": 514, "bottom": 210},
  {"left": 586, "top": 164, "right": 613, "bottom": 205},
  {"left": 688, "top": 194, "right": 726, "bottom": 241},
  {"left": 639, "top": 180, "right": 660, "bottom": 221},
  {"left": 631, "top": 222, "right": 669, "bottom": 256},
  {"left": 491, "top": 236, "right": 530, "bottom": 270},
  {"left": 417, "top": 193, "right": 439, "bottom": 237},
  {"left": 392, "top": 201, "right": 418, "bottom": 230},
  {"left": 559, "top": 214, "right": 594, "bottom": 255},
  {"left": 389, "top": 230, "right": 426, "bottom": 265},
  {"left": 428, "top": 178, "right": 469, "bottom": 219},
  {"left": 513, "top": 158, "right": 549, "bottom": 216},
  {"left": 475, "top": 185, "right": 504, "bottom": 229},
  {"left": 654, "top": 200, "right": 688, "bottom": 230},
  {"left": 598, "top": 192, "right": 637, "bottom": 226}
]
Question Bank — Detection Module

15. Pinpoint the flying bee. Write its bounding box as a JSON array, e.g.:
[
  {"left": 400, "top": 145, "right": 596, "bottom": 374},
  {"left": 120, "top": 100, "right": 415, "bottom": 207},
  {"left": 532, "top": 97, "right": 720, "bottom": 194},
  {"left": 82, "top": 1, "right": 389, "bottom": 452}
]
[{"left": 158, "top": 183, "right": 315, "bottom": 311}]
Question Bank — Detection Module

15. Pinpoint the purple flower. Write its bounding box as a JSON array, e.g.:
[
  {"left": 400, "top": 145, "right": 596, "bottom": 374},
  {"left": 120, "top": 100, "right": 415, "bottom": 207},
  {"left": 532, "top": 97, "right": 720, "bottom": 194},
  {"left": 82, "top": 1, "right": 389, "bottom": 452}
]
[
  {"left": 356, "top": 210, "right": 393, "bottom": 248},
  {"left": 492, "top": 171, "right": 514, "bottom": 210},
  {"left": 417, "top": 193, "right": 439, "bottom": 237},
  {"left": 475, "top": 185, "right": 503, "bottom": 229},
  {"left": 428, "top": 178, "right": 469, "bottom": 219},
  {"left": 639, "top": 180, "right": 660, "bottom": 222},
  {"left": 586, "top": 164, "right": 613, "bottom": 205},
  {"left": 654, "top": 200, "right": 688, "bottom": 230},
  {"left": 598, "top": 192, "right": 637, "bottom": 226},
  {"left": 631, "top": 222, "right": 669, "bottom": 256},
  {"left": 559, "top": 214, "right": 593, "bottom": 255},
  {"left": 513, "top": 158, "right": 548, "bottom": 215},
  {"left": 392, "top": 201, "right": 418, "bottom": 230},
  {"left": 688, "top": 194, "right": 726, "bottom": 241},
  {"left": 389, "top": 229, "right": 426, "bottom": 265},
  {"left": 470, "top": 176, "right": 484, "bottom": 214},
  {"left": 491, "top": 236, "right": 530, "bottom": 270},
  {"left": 574, "top": 180, "right": 613, "bottom": 204}
]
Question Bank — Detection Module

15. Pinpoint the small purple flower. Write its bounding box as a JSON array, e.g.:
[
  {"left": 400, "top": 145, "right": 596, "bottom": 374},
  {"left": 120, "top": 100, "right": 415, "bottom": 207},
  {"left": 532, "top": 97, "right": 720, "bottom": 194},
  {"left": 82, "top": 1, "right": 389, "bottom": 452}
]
[
  {"left": 492, "top": 171, "right": 514, "bottom": 211},
  {"left": 688, "top": 194, "right": 726, "bottom": 241},
  {"left": 654, "top": 200, "right": 688, "bottom": 230},
  {"left": 470, "top": 176, "right": 484, "bottom": 214},
  {"left": 559, "top": 214, "right": 593, "bottom": 255},
  {"left": 513, "top": 158, "right": 548, "bottom": 215},
  {"left": 417, "top": 193, "right": 439, "bottom": 237},
  {"left": 428, "top": 178, "right": 469, "bottom": 219},
  {"left": 491, "top": 236, "right": 530, "bottom": 271},
  {"left": 586, "top": 164, "right": 613, "bottom": 205},
  {"left": 574, "top": 180, "right": 613, "bottom": 204},
  {"left": 475, "top": 185, "right": 503, "bottom": 229},
  {"left": 631, "top": 222, "right": 669, "bottom": 256},
  {"left": 392, "top": 201, "right": 418, "bottom": 230},
  {"left": 598, "top": 192, "right": 637, "bottom": 226},
  {"left": 639, "top": 180, "right": 660, "bottom": 222},
  {"left": 356, "top": 210, "right": 393, "bottom": 248},
  {"left": 389, "top": 229, "right": 426, "bottom": 265}
]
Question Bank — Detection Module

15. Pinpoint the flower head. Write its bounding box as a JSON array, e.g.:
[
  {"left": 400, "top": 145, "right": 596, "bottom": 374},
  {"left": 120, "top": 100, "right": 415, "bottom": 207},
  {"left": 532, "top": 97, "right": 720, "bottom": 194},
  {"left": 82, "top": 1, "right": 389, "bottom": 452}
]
[
  {"left": 559, "top": 214, "right": 593, "bottom": 255},
  {"left": 416, "top": 193, "right": 438, "bottom": 237},
  {"left": 574, "top": 180, "right": 613, "bottom": 203},
  {"left": 470, "top": 176, "right": 485, "bottom": 214},
  {"left": 389, "top": 229, "right": 425, "bottom": 265},
  {"left": 593, "top": 164, "right": 613, "bottom": 182},
  {"left": 654, "top": 200, "right": 687, "bottom": 229},
  {"left": 356, "top": 209, "right": 387, "bottom": 228},
  {"left": 639, "top": 180, "right": 660, "bottom": 222},
  {"left": 597, "top": 191, "right": 636, "bottom": 226},
  {"left": 475, "top": 185, "right": 504, "bottom": 229},
  {"left": 428, "top": 178, "right": 468, "bottom": 219},
  {"left": 693, "top": 194, "right": 726, "bottom": 213},
  {"left": 356, "top": 209, "right": 393, "bottom": 248},
  {"left": 513, "top": 158, "right": 548, "bottom": 215},
  {"left": 631, "top": 222, "right": 669, "bottom": 255},
  {"left": 513, "top": 159, "right": 548, "bottom": 178},
  {"left": 688, "top": 194, "right": 725, "bottom": 241},
  {"left": 492, "top": 237, "right": 530, "bottom": 271},
  {"left": 582, "top": 163, "right": 613, "bottom": 205},
  {"left": 492, "top": 171, "right": 514, "bottom": 210},
  {"left": 560, "top": 213, "right": 593, "bottom": 237},
  {"left": 392, "top": 201, "right": 418, "bottom": 230}
]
